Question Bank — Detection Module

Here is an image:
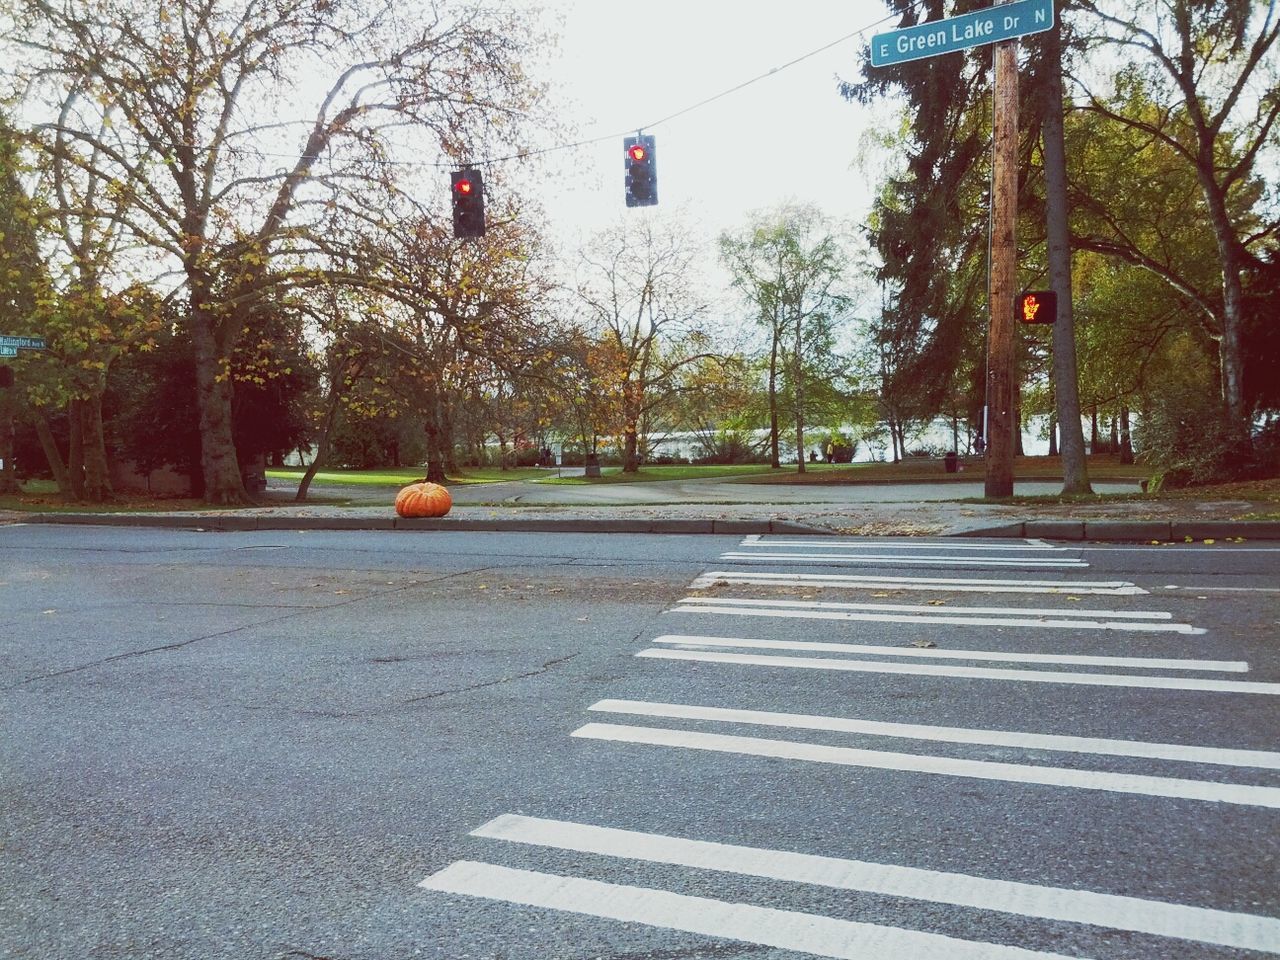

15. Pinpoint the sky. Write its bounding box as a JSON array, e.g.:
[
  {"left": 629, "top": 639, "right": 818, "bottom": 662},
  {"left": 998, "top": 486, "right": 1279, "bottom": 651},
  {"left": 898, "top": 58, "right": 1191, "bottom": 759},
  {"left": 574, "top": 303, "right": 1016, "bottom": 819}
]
[{"left": 521, "top": 0, "right": 902, "bottom": 251}]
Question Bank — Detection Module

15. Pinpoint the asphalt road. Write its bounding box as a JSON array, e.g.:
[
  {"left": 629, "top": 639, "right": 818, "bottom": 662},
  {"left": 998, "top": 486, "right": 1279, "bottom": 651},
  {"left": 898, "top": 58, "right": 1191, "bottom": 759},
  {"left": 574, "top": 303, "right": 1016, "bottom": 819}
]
[{"left": 2, "top": 526, "right": 1278, "bottom": 960}]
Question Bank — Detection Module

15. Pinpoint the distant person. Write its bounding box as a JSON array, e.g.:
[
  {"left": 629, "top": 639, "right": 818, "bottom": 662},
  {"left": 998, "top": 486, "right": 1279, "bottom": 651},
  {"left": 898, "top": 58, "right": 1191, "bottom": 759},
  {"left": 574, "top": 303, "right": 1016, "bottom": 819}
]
[
  {"left": 973, "top": 435, "right": 985, "bottom": 456},
  {"left": 824, "top": 442, "right": 833, "bottom": 463}
]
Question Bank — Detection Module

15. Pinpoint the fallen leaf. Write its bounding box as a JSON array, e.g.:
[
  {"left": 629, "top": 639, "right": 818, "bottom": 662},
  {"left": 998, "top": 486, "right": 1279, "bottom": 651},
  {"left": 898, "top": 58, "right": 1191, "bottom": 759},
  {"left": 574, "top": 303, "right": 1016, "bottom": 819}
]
[
  {"left": 333, "top": 589, "right": 349, "bottom": 595},
  {"left": 926, "top": 599, "right": 946, "bottom": 606},
  {"left": 42, "top": 609, "right": 57, "bottom": 615},
  {"left": 872, "top": 592, "right": 891, "bottom": 598},
  {"left": 478, "top": 584, "right": 488, "bottom": 590},
  {"left": 1203, "top": 538, "right": 1216, "bottom": 545},
  {"left": 910, "top": 638, "right": 937, "bottom": 648},
  {"left": 1066, "top": 595, "right": 1082, "bottom": 601},
  {"left": 575, "top": 616, "right": 590, "bottom": 622}
]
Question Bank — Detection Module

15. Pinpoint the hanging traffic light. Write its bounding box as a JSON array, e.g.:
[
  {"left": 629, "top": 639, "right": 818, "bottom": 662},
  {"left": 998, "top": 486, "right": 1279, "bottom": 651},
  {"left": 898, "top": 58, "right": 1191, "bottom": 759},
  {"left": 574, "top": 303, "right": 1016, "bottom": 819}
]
[
  {"left": 450, "top": 168, "right": 486, "bottom": 238},
  {"left": 1018, "top": 290, "right": 1057, "bottom": 324},
  {"left": 624, "top": 134, "right": 657, "bottom": 207}
]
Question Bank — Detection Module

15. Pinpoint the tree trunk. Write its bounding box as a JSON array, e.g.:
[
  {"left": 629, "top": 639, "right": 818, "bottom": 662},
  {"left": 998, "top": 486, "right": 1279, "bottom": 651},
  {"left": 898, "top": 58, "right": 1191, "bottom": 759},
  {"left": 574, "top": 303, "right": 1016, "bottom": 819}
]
[
  {"left": 1196, "top": 150, "right": 1250, "bottom": 453},
  {"left": 793, "top": 310, "right": 806, "bottom": 474},
  {"left": 34, "top": 412, "right": 70, "bottom": 493},
  {"left": 422, "top": 388, "right": 447, "bottom": 484},
  {"left": 79, "top": 389, "right": 113, "bottom": 502},
  {"left": 191, "top": 302, "right": 246, "bottom": 504},
  {"left": 1119, "top": 405, "right": 1134, "bottom": 464},
  {"left": 767, "top": 332, "right": 781, "bottom": 469},
  {"left": 1048, "top": 412, "right": 1059, "bottom": 456},
  {"left": 1042, "top": 1, "right": 1092, "bottom": 494},
  {"left": 1090, "top": 406, "right": 1099, "bottom": 450},
  {"left": 0, "top": 386, "right": 16, "bottom": 495},
  {"left": 67, "top": 397, "right": 85, "bottom": 500},
  {"left": 295, "top": 367, "right": 347, "bottom": 502}
]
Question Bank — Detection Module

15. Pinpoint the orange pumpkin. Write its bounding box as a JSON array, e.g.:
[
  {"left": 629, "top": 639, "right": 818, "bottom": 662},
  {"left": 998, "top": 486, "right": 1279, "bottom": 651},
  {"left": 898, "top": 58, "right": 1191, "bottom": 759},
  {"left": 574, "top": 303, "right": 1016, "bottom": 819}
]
[{"left": 395, "top": 481, "right": 452, "bottom": 518}]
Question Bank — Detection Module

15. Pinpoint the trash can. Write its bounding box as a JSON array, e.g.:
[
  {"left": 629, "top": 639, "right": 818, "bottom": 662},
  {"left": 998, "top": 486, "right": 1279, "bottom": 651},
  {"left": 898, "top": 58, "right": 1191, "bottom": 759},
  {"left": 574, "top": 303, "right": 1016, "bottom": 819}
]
[{"left": 944, "top": 451, "right": 958, "bottom": 473}]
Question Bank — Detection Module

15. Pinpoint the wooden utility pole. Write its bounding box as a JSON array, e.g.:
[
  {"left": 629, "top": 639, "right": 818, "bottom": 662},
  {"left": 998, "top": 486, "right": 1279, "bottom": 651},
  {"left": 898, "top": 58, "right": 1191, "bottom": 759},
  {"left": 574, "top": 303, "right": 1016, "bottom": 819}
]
[{"left": 985, "top": 30, "right": 1019, "bottom": 499}]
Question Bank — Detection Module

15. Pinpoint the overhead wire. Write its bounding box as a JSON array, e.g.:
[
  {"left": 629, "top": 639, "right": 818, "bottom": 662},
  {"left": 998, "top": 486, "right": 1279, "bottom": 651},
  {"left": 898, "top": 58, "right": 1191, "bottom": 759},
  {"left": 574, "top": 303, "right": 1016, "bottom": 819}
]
[
  {"left": 467, "top": 2, "right": 924, "bottom": 169},
  {"left": 243, "top": 1, "right": 927, "bottom": 170}
]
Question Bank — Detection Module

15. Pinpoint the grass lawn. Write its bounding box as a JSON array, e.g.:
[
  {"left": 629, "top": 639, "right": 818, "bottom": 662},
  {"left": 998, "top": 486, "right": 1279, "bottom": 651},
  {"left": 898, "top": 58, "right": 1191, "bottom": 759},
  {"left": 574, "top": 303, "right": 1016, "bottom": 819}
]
[
  {"left": 266, "top": 466, "right": 548, "bottom": 486},
  {"left": 540, "top": 463, "right": 779, "bottom": 485}
]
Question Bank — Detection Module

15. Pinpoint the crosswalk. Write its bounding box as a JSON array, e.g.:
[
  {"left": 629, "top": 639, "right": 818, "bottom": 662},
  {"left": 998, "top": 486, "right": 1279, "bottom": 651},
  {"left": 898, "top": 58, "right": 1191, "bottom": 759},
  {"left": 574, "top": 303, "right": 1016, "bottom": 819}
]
[{"left": 417, "top": 535, "right": 1280, "bottom": 958}]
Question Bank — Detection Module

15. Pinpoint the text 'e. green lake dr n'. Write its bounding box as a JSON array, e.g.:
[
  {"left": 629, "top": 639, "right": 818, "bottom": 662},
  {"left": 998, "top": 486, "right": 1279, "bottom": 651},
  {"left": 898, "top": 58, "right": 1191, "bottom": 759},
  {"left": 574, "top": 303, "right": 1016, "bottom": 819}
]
[{"left": 870, "top": 0, "right": 1055, "bottom": 68}]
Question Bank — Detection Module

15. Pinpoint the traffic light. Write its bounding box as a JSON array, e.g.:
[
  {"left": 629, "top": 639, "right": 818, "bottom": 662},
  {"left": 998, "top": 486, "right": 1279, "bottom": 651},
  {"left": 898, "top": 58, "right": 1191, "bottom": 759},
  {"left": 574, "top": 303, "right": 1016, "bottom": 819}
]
[
  {"left": 450, "top": 168, "right": 485, "bottom": 238},
  {"left": 1018, "top": 290, "right": 1057, "bottom": 324},
  {"left": 624, "top": 134, "right": 657, "bottom": 207}
]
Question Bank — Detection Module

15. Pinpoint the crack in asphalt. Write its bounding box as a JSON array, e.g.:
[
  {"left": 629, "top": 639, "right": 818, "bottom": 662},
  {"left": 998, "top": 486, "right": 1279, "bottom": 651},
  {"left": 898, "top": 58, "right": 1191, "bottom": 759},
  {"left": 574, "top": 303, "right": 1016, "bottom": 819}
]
[
  {"left": 4, "top": 565, "right": 505, "bottom": 691},
  {"left": 402, "top": 652, "right": 581, "bottom": 704}
]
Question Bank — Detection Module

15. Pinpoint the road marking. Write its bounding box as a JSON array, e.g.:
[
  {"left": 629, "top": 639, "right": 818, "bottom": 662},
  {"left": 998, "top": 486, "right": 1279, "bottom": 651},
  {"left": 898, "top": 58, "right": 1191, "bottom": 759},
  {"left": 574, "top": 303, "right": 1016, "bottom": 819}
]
[
  {"left": 470, "top": 814, "right": 1280, "bottom": 954},
  {"left": 650, "top": 634, "right": 1248, "bottom": 673},
  {"left": 691, "top": 571, "right": 1146, "bottom": 595},
  {"left": 738, "top": 538, "right": 1070, "bottom": 552},
  {"left": 571, "top": 723, "right": 1280, "bottom": 808},
  {"left": 419, "top": 860, "right": 1089, "bottom": 960},
  {"left": 588, "top": 699, "right": 1279, "bottom": 768},
  {"left": 1091, "top": 546, "right": 1280, "bottom": 553},
  {"left": 671, "top": 599, "right": 1205, "bottom": 634},
  {"left": 720, "top": 552, "right": 1088, "bottom": 568},
  {"left": 1164, "top": 585, "right": 1280, "bottom": 594},
  {"left": 636, "top": 648, "right": 1280, "bottom": 695},
  {"left": 680, "top": 596, "right": 1175, "bottom": 621}
]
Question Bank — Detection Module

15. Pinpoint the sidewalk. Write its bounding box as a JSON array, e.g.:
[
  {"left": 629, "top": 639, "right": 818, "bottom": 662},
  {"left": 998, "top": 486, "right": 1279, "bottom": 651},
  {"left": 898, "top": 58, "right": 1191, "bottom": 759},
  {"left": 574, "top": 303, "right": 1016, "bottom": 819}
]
[{"left": 7, "top": 475, "right": 1278, "bottom": 541}]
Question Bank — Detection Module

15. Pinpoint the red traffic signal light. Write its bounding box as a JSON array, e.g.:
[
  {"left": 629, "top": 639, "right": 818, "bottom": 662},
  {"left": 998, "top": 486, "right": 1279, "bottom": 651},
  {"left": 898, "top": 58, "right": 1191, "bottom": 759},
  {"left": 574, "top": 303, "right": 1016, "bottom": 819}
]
[
  {"left": 624, "top": 134, "right": 657, "bottom": 207},
  {"left": 450, "top": 168, "right": 485, "bottom": 238},
  {"left": 1018, "top": 290, "right": 1057, "bottom": 324}
]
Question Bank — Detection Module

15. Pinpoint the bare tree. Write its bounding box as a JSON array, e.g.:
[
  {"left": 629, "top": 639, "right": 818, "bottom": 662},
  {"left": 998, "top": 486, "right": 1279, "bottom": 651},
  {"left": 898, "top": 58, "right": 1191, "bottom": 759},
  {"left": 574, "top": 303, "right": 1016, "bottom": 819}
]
[
  {"left": 576, "top": 217, "right": 711, "bottom": 473},
  {"left": 7, "top": 0, "right": 551, "bottom": 501}
]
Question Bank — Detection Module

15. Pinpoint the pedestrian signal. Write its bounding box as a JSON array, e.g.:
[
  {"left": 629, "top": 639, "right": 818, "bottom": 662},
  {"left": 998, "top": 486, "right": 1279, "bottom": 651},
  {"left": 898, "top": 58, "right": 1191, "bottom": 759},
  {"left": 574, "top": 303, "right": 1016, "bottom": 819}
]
[{"left": 1018, "top": 290, "right": 1057, "bottom": 324}]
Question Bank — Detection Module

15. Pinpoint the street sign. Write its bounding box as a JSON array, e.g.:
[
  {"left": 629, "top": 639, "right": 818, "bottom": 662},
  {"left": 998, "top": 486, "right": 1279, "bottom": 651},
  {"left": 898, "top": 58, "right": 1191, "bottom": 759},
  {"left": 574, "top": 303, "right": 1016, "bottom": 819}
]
[
  {"left": 0, "top": 335, "right": 46, "bottom": 351},
  {"left": 871, "top": 0, "right": 1055, "bottom": 67}
]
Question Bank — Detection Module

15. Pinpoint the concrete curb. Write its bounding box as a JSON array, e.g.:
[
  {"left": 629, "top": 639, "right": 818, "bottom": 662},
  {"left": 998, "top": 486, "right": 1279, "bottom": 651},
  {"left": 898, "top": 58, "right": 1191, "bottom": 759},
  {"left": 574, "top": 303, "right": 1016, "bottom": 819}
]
[
  {"left": 962, "top": 519, "right": 1280, "bottom": 542},
  {"left": 24, "top": 513, "right": 835, "bottom": 536},
  {"left": 18, "top": 513, "right": 1280, "bottom": 540}
]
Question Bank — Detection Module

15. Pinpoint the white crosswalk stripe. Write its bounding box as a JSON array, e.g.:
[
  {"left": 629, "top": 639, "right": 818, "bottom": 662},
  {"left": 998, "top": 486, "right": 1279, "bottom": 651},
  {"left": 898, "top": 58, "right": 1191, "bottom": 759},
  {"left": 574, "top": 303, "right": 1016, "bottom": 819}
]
[
  {"left": 720, "top": 551, "right": 1089, "bottom": 567},
  {"left": 571, "top": 721, "right": 1280, "bottom": 807},
  {"left": 736, "top": 536, "right": 1071, "bottom": 551},
  {"left": 721, "top": 536, "right": 1091, "bottom": 569},
  {"left": 691, "top": 570, "right": 1146, "bottom": 595},
  {"left": 415, "top": 536, "right": 1279, "bottom": 958},
  {"left": 420, "top": 860, "right": 1090, "bottom": 960},
  {"left": 456, "top": 814, "right": 1280, "bottom": 954},
  {"left": 587, "top": 698, "right": 1280, "bottom": 769},
  {"left": 649, "top": 634, "right": 1247, "bottom": 672},
  {"left": 637, "top": 647, "right": 1280, "bottom": 694},
  {"left": 670, "top": 595, "right": 1205, "bottom": 633}
]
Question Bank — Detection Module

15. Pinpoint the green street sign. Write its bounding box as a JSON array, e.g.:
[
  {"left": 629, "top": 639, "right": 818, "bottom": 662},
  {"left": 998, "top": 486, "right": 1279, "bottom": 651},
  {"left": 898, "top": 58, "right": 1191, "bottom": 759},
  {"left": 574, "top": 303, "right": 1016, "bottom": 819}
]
[
  {"left": 0, "top": 334, "right": 46, "bottom": 351},
  {"left": 871, "top": 0, "right": 1055, "bottom": 68}
]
